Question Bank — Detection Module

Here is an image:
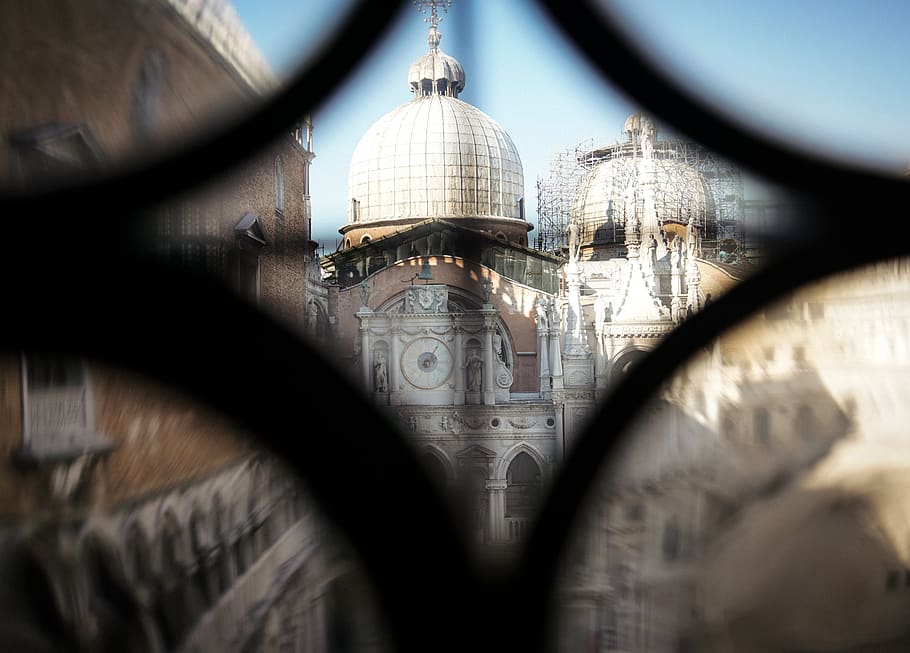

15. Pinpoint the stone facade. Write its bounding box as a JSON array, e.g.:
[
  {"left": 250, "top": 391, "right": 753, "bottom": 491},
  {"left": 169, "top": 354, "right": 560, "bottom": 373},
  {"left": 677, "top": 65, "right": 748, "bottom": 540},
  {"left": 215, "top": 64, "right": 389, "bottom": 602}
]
[
  {"left": 554, "top": 258, "right": 910, "bottom": 653},
  {"left": 319, "top": 10, "right": 747, "bottom": 561}
]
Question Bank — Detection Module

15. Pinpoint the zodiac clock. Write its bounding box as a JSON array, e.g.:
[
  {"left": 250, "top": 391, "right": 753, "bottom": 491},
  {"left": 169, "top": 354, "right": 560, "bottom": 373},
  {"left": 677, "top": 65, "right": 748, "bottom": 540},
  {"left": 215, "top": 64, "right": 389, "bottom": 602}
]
[{"left": 401, "top": 336, "right": 453, "bottom": 389}]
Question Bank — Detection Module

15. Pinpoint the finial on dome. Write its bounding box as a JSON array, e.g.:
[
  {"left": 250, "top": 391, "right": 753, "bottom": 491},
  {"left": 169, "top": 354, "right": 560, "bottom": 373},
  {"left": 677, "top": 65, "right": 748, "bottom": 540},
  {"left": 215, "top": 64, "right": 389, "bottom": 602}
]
[
  {"left": 414, "top": 0, "right": 452, "bottom": 51},
  {"left": 408, "top": 0, "right": 464, "bottom": 98}
]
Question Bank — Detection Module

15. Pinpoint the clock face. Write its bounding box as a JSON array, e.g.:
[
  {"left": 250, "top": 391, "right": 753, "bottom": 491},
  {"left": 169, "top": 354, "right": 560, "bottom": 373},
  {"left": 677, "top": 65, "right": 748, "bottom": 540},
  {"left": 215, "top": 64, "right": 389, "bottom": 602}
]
[{"left": 401, "top": 337, "right": 453, "bottom": 389}]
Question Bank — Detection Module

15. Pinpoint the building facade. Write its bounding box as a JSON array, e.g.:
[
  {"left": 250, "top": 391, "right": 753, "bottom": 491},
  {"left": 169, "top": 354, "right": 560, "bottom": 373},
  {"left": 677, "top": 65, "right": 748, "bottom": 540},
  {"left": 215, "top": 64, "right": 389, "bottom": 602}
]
[{"left": 318, "top": 4, "right": 745, "bottom": 561}]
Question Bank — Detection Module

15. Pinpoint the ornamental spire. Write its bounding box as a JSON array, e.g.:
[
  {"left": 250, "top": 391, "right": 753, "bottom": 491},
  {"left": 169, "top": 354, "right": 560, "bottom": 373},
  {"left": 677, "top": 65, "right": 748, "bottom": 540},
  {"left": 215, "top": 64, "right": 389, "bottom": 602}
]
[
  {"left": 414, "top": 0, "right": 452, "bottom": 52},
  {"left": 408, "top": 0, "right": 464, "bottom": 97}
]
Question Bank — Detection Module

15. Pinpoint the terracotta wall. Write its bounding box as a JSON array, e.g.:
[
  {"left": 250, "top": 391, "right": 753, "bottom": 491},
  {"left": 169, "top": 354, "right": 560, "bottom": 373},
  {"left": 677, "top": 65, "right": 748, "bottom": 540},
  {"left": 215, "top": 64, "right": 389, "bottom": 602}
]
[{"left": 0, "top": 357, "right": 257, "bottom": 516}]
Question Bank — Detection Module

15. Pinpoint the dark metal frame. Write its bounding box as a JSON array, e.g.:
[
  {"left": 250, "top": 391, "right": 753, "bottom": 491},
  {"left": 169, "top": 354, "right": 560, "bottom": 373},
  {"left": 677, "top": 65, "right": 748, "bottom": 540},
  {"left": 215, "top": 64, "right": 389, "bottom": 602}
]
[{"left": 1, "top": 1, "right": 907, "bottom": 652}]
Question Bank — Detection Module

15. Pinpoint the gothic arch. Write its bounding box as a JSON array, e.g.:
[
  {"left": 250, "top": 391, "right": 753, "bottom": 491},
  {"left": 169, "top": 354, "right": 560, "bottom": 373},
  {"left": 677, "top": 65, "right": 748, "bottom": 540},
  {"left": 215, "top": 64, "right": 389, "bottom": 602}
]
[
  {"left": 495, "top": 442, "right": 548, "bottom": 481},
  {"left": 211, "top": 492, "right": 234, "bottom": 596},
  {"left": 122, "top": 518, "right": 155, "bottom": 595},
  {"left": 502, "top": 450, "right": 544, "bottom": 521},
  {"left": 156, "top": 508, "right": 185, "bottom": 583},
  {"left": 420, "top": 444, "right": 454, "bottom": 486},
  {"left": 188, "top": 502, "right": 211, "bottom": 556},
  {"left": 219, "top": 464, "right": 251, "bottom": 536},
  {"left": 306, "top": 298, "right": 331, "bottom": 341},
  {"left": 247, "top": 455, "right": 268, "bottom": 522}
]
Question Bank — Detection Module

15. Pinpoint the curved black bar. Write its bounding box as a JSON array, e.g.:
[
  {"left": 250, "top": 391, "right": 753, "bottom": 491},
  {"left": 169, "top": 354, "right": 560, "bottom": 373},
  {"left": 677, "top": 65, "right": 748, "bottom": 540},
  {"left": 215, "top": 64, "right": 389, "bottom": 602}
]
[
  {"left": 516, "top": 236, "right": 910, "bottom": 653},
  {"left": 518, "top": 1, "right": 910, "bottom": 650},
  {"left": 0, "top": 247, "right": 479, "bottom": 653}
]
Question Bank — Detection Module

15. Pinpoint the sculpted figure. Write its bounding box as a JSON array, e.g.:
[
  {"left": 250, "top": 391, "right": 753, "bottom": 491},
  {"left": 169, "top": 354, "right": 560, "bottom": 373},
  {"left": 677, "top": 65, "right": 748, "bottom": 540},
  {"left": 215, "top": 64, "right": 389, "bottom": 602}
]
[
  {"left": 358, "top": 280, "right": 372, "bottom": 308},
  {"left": 374, "top": 351, "right": 388, "bottom": 392},
  {"left": 535, "top": 294, "right": 549, "bottom": 331},
  {"left": 466, "top": 352, "right": 483, "bottom": 392},
  {"left": 594, "top": 292, "right": 608, "bottom": 334},
  {"left": 567, "top": 218, "right": 580, "bottom": 262}
]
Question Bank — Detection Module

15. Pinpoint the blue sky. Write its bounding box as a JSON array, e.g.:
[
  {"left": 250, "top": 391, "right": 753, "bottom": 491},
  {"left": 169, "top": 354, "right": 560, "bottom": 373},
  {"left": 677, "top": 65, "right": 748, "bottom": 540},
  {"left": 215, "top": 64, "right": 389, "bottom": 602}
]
[{"left": 232, "top": 0, "right": 910, "bottom": 247}]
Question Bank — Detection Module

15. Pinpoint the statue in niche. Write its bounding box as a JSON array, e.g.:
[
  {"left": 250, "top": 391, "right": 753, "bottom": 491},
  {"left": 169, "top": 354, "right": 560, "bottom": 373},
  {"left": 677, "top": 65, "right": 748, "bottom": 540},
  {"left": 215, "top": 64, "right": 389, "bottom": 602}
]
[
  {"left": 374, "top": 351, "right": 388, "bottom": 393},
  {"left": 466, "top": 352, "right": 483, "bottom": 392}
]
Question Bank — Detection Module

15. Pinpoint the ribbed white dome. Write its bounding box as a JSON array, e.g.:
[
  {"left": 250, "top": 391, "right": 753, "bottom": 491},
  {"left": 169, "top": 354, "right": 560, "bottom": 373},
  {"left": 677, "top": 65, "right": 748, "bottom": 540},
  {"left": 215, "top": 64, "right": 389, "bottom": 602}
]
[
  {"left": 572, "top": 155, "right": 710, "bottom": 245},
  {"left": 347, "top": 94, "right": 525, "bottom": 224}
]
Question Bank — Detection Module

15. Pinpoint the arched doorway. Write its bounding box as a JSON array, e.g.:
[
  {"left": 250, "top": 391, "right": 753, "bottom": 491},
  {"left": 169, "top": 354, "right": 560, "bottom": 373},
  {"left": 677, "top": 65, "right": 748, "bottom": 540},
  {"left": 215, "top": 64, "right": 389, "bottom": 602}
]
[
  {"left": 421, "top": 450, "right": 449, "bottom": 489},
  {"left": 505, "top": 452, "right": 542, "bottom": 541}
]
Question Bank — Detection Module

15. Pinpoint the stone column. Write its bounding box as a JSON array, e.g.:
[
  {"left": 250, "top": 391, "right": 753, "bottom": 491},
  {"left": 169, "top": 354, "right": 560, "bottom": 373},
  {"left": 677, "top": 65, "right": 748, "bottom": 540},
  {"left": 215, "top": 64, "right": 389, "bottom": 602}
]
[
  {"left": 539, "top": 332, "right": 551, "bottom": 397},
  {"left": 454, "top": 325, "right": 465, "bottom": 405},
  {"left": 483, "top": 313, "right": 496, "bottom": 405},
  {"left": 553, "top": 396, "right": 566, "bottom": 464},
  {"left": 594, "top": 326, "right": 607, "bottom": 397},
  {"left": 537, "top": 300, "right": 551, "bottom": 399},
  {"left": 553, "top": 397, "right": 566, "bottom": 463},
  {"left": 549, "top": 329, "right": 564, "bottom": 391},
  {"left": 390, "top": 324, "right": 402, "bottom": 406},
  {"left": 359, "top": 321, "right": 371, "bottom": 392},
  {"left": 486, "top": 479, "right": 507, "bottom": 543}
]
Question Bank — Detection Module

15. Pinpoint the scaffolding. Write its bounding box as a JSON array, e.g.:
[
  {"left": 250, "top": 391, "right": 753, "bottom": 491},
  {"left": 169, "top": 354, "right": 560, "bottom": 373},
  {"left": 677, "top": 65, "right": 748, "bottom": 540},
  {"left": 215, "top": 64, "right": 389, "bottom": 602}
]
[{"left": 535, "top": 132, "right": 746, "bottom": 262}]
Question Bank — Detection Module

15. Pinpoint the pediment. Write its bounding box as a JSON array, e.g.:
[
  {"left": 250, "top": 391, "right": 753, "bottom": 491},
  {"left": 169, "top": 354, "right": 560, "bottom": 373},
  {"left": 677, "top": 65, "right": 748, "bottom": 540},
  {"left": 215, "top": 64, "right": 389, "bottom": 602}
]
[{"left": 455, "top": 444, "right": 497, "bottom": 461}]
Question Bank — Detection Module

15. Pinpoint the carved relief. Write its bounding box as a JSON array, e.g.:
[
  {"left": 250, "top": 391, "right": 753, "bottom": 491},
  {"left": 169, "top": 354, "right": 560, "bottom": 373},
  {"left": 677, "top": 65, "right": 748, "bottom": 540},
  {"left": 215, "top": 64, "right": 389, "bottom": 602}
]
[
  {"left": 496, "top": 367, "right": 514, "bottom": 389},
  {"left": 405, "top": 285, "right": 448, "bottom": 314},
  {"left": 568, "top": 370, "right": 592, "bottom": 386}
]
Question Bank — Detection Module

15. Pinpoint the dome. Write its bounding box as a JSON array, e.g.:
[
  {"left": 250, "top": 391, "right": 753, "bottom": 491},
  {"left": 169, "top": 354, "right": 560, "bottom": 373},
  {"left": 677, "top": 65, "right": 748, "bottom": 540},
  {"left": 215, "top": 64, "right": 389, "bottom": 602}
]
[
  {"left": 347, "top": 93, "right": 525, "bottom": 225},
  {"left": 571, "top": 149, "right": 711, "bottom": 246}
]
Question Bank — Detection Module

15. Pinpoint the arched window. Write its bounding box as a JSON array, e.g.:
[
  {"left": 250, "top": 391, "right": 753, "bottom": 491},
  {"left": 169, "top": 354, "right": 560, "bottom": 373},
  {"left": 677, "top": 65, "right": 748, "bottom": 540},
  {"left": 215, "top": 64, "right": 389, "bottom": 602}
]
[
  {"left": 274, "top": 156, "right": 285, "bottom": 216},
  {"left": 505, "top": 452, "right": 541, "bottom": 518}
]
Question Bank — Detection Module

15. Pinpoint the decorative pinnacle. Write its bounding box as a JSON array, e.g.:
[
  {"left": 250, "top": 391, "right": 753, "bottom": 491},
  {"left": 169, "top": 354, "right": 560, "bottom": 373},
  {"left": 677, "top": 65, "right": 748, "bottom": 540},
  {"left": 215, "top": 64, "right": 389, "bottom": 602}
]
[{"left": 414, "top": 0, "right": 452, "bottom": 30}]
